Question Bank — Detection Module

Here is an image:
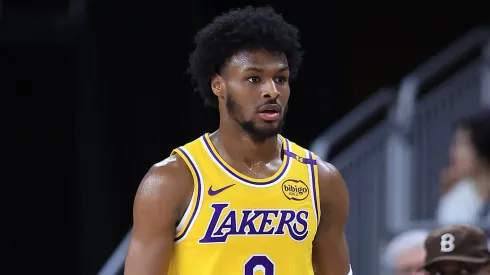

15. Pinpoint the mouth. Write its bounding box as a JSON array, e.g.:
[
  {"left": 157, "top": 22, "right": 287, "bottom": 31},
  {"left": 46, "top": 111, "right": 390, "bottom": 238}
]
[{"left": 258, "top": 104, "right": 281, "bottom": 121}]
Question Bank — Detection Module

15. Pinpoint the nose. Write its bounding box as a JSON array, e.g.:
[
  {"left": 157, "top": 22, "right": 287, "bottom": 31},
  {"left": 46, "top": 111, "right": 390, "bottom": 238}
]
[{"left": 261, "top": 79, "right": 280, "bottom": 99}]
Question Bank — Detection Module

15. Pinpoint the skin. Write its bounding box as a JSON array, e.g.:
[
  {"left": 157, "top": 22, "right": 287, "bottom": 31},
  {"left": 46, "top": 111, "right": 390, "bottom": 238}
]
[
  {"left": 124, "top": 49, "right": 351, "bottom": 275},
  {"left": 394, "top": 246, "right": 426, "bottom": 275},
  {"left": 449, "top": 128, "right": 480, "bottom": 179},
  {"left": 441, "top": 128, "right": 490, "bottom": 199}
]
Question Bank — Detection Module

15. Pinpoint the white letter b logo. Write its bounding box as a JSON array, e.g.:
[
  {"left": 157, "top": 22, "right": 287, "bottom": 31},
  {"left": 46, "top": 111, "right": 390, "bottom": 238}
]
[{"left": 440, "top": 233, "right": 455, "bottom": 252}]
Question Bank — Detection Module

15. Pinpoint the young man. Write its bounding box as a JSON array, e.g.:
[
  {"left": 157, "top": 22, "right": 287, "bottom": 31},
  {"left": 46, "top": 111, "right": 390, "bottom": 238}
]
[
  {"left": 421, "top": 225, "right": 490, "bottom": 275},
  {"left": 124, "top": 6, "right": 351, "bottom": 275}
]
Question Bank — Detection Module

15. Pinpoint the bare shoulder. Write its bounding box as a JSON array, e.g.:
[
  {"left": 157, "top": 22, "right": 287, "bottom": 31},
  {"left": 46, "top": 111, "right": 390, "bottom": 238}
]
[
  {"left": 315, "top": 157, "right": 349, "bottom": 212},
  {"left": 133, "top": 154, "right": 194, "bottom": 225},
  {"left": 315, "top": 157, "right": 346, "bottom": 196},
  {"left": 312, "top": 157, "right": 351, "bottom": 275},
  {"left": 136, "top": 154, "right": 193, "bottom": 199},
  {"left": 125, "top": 154, "right": 194, "bottom": 275}
]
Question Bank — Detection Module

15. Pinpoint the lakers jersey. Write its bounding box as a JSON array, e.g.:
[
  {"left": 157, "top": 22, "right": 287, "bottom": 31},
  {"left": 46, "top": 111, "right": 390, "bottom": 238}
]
[{"left": 167, "top": 133, "right": 321, "bottom": 275}]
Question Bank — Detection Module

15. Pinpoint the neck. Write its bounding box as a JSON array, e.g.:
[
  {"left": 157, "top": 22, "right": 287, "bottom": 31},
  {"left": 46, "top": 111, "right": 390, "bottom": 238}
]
[{"left": 212, "top": 121, "right": 281, "bottom": 166}]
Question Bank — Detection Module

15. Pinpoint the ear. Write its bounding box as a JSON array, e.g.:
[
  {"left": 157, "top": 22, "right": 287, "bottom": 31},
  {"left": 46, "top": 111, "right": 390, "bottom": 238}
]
[{"left": 211, "top": 74, "right": 224, "bottom": 97}]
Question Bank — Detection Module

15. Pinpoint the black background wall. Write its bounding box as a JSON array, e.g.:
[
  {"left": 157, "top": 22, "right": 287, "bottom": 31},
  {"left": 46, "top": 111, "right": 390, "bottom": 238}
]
[{"left": 6, "top": 0, "right": 489, "bottom": 274}]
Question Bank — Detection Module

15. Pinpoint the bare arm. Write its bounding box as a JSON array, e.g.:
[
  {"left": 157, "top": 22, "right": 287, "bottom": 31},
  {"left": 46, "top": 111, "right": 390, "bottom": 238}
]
[
  {"left": 312, "top": 158, "right": 351, "bottom": 275},
  {"left": 124, "top": 155, "right": 193, "bottom": 275}
]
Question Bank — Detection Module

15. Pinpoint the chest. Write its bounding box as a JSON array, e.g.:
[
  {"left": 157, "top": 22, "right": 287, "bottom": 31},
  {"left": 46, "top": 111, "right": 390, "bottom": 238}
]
[{"left": 192, "top": 179, "right": 317, "bottom": 245}]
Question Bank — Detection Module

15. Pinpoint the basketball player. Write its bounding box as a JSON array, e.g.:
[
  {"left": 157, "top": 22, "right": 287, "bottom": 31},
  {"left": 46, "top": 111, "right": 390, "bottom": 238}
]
[
  {"left": 420, "top": 225, "right": 490, "bottom": 275},
  {"left": 124, "top": 6, "right": 351, "bottom": 275}
]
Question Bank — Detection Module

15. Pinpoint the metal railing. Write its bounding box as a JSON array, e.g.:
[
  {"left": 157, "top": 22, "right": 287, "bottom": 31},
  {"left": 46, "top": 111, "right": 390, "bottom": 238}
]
[
  {"left": 98, "top": 229, "right": 132, "bottom": 275},
  {"left": 310, "top": 88, "right": 395, "bottom": 160},
  {"left": 309, "top": 87, "right": 395, "bottom": 274},
  {"left": 386, "top": 27, "right": 490, "bottom": 233},
  {"left": 330, "top": 118, "right": 391, "bottom": 275}
]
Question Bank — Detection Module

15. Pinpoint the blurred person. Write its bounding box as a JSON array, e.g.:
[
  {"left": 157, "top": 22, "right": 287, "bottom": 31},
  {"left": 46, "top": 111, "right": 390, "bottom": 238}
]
[
  {"left": 420, "top": 225, "right": 490, "bottom": 275},
  {"left": 124, "top": 6, "right": 351, "bottom": 275},
  {"left": 383, "top": 229, "right": 429, "bottom": 275},
  {"left": 436, "top": 108, "right": 490, "bottom": 225}
]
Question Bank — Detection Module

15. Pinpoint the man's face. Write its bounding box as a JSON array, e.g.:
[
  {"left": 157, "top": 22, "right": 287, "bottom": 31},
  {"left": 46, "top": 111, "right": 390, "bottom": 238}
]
[
  {"left": 427, "top": 261, "right": 490, "bottom": 275},
  {"left": 395, "top": 246, "right": 426, "bottom": 275},
  {"left": 214, "top": 49, "right": 290, "bottom": 142}
]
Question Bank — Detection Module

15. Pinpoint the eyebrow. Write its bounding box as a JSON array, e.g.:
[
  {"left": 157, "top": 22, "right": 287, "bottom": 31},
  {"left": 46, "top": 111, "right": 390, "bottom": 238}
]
[{"left": 242, "top": 66, "right": 289, "bottom": 73}]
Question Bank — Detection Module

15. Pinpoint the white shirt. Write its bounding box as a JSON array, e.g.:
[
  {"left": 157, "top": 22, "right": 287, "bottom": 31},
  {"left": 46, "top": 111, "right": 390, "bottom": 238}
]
[{"left": 436, "top": 179, "right": 486, "bottom": 225}]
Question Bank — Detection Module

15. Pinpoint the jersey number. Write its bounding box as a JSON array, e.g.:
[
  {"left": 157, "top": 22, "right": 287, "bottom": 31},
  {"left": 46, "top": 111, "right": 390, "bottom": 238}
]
[{"left": 244, "top": 255, "right": 275, "bottom": 275}]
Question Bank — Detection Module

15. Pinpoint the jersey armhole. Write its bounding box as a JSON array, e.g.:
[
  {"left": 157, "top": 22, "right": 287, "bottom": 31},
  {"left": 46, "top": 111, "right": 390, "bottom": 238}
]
[
  {"left": 170, "top": 147, "right": 204, "bottom": 243},
  {"left": 306, "top": 150, "right": 321, "bottom": 226}
]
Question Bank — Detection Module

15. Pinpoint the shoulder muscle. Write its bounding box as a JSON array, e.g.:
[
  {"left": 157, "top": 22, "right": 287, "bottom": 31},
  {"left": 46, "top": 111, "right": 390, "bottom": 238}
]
[
  {"left": 125, "top": 154, "right": 193, "bottom": 275},
  {"left": 133, "top": 154, "right": 194, "bottom": 233},
  {"left": 312, "top": 157, "right": 351, "bottom": 275},
  {"left": 316, "top": 158, "right": 349, "bottom": 219}
]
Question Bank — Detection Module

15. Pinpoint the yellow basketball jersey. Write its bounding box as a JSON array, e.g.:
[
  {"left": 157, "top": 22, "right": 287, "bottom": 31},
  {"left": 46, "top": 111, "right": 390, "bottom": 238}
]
[{"left": 167, "top": 133, "right": 321, "bottom": 275}]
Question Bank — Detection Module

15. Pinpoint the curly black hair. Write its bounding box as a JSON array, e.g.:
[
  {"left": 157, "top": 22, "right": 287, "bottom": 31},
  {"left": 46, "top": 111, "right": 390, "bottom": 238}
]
[{"left": 188, "top": 6, "right": 303, "bottom": 108}]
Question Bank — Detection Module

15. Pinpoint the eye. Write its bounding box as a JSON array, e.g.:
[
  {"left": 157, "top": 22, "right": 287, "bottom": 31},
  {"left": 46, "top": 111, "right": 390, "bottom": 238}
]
[
  {"left": 247, "top": 76, "right": 260, "bottom": 83},
  {"left": 274, "top": 76, "right": 288, "bottom": 83}
]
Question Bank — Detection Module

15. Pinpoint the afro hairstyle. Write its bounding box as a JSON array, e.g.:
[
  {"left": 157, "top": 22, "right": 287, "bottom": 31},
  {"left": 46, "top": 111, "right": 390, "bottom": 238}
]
[{"left": 187, "top": 6, "right": 303, "bottom": 108}]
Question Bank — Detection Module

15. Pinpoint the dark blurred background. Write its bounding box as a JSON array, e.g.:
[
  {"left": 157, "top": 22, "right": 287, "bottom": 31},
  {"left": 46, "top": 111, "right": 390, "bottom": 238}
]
[{"left": 6, "top": 0, "right": 490, "bottom": 274}]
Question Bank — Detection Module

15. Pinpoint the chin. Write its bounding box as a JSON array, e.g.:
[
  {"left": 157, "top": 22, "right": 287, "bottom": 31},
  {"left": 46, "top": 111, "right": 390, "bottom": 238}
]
[
  {"left": 255, "top": 124, "right": 283, "bottom": 137},
  {"left": 239, "top": 119, "right": 284, "bottom": 141}
]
